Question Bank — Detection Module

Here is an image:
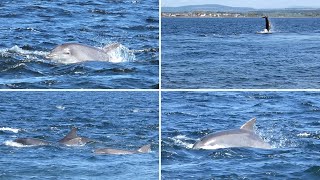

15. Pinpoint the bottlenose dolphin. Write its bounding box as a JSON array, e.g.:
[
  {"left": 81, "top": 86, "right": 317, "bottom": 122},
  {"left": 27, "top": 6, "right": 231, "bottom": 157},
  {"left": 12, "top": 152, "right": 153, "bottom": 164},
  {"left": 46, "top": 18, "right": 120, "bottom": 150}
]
[
  {"left": 192, "top": 118, "right": 271, "bottom": 150},
  {"left": 13, "top": 138, "right": 50, "bottom": 146},
  {"left": 262, "top": 16, "right": 271, "bottom": 32},
  {"left": 59, "top": 127, "right": 95, "bottom": 146},
  {"left": 46, "top": 43, "right": 120, "bottom": 63},
  {"left": 94, "top": 144, "right": 151, "bottom": 155}
]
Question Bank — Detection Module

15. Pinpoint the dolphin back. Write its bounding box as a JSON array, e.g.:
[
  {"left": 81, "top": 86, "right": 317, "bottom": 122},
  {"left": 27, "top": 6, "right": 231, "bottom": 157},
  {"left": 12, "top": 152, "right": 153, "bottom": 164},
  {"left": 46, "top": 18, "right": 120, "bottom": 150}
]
[
  {"left": 59, "top": 127, "right": 78, "bottom": 143},
  {"left": 103, "top": 43, "right": 121, "bottom": 53},
  {"left": 14, "top": 138, "right": 50, "bottom": 146},
  {"left": 137, "top": 144, "right": 151, "bottom": 153},
  {"left": 193, "top": 118, "right": 271, "bottom": 150},
  {"left": 240, "top": 118, "right": 256, "bottom": 131}
]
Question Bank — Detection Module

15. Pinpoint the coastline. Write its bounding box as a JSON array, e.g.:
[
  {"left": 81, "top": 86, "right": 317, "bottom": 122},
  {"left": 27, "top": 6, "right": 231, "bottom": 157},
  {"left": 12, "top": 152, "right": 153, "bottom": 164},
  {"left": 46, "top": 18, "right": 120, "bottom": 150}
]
[{"left": 161, "top": 16, "right": 320, "bottom": 18}]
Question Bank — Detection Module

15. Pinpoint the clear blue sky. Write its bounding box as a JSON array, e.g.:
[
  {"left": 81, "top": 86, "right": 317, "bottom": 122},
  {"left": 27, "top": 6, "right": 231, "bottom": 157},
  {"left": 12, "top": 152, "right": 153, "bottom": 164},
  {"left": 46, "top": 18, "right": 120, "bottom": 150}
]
[{"left": 161, "top": 0, "right": 320, "bottom": 9}]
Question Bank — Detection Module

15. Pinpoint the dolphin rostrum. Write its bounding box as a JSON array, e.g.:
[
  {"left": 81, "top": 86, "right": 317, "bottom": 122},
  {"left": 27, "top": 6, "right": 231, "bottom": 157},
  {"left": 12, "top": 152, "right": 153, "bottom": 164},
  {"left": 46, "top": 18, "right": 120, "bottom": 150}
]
[
  {"left": 46, "top": 43, "right": 121, "bottom": 63},
  {"left": 59, "top": 127, "right": 95, "bottom": 146},
  {"left": 13, "top": 138, "right": 50, "bottom": 146},
  {"left": 192, "top": 118, "right": 271, "bottom": 150},
  {"left": 94, "top": 144, "right": 151, "bottom": 155}
]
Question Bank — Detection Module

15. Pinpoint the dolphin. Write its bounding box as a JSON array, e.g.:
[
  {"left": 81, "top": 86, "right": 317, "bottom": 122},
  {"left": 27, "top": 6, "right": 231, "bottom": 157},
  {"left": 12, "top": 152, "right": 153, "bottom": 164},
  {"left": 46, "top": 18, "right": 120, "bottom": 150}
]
[
  {"left": 94, "top": 144, "right": 151, "bottom": 155},
  {"left": 13, "top": 138, "right": 50, "bottom": 146},
  {"left": 192, "top": 118, "right": 271, "bottom": 150},
  {"left": 262, "top": 16, "right": 271, "bottom": 32},
  {"left": 58, "top": 127, "right": 95, "bottom": 146},
  {"left": 46, "top": 43, "right": 120, "bottom": 63}
]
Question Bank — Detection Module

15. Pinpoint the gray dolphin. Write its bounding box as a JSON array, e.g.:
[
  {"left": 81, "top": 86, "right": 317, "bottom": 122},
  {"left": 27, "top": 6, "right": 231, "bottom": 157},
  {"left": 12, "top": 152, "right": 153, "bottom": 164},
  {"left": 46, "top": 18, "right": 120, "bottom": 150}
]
[
  {"left": 192, "top": 118, "right": 271, "bottom": 150},
  {"left": 46, "top": 43, "right": 120, "bottom": 63},
  {"left": 94, "top": 144, "right": 151, "bottom": 155},
  {"left": 13, "top": 138, "right": 50, "bottom": 146},
  {"left": 59, "top": 127, "right": 95, "bottom": 146}
]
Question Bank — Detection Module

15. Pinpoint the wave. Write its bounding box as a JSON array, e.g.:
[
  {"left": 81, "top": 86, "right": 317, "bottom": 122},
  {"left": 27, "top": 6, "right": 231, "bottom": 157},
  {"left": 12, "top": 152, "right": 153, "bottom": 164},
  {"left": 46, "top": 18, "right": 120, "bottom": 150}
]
[
  {"left": 105, "top": 44, "right": 135, "bottom": 63},
  {"left": 4, "top": 140, "right": 26, "bottom": 147},
  {"left": 56, "top": 105, "right": 65, "bottom": 110},
  {"left": 297, "top": 132, "right": 311, "bottom": 137},
  {"left": 169, "top": 135, "right": 194, "bottom": 149},
  {"left": 130, "top": 48, "right": 158, "bottom": 53},
  {"left": 0, "top": 45, "right": 48, "bottom": 58},
  {"left": 0, "top": 127, "right": 20, "bottom": 133}
]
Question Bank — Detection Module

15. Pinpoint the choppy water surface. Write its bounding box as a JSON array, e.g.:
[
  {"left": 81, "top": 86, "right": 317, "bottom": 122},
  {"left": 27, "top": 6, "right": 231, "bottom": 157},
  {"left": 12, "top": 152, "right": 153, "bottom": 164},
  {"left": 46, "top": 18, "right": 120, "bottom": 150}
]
[
  {"left": 0, "top": 92, "right": 158, "bottom": 179},
  {"left": 0, "top": 0, "right": 159, "bottom": 89},
  {"left": 162, "top": 92, "right": 320, "bottom": 179},
  {"left": 162, "top": 18, "right": 320, "bottom": 88}
]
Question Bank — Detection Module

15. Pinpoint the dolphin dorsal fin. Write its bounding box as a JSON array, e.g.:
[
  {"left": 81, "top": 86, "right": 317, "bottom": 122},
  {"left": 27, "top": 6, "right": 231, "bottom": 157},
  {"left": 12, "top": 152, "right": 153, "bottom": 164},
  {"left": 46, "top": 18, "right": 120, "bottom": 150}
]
[
  {"left": 102, "top": 43, "right": 120, "bottom": 53},
  {"left": 240, "top": 118, "right": 256, "bottom": 131},
  {"left": 61, "top": 127, "right": 78, "bottom": 141},
  {"left": 137, "top": 144, "right": 151, "bottom": 153}
]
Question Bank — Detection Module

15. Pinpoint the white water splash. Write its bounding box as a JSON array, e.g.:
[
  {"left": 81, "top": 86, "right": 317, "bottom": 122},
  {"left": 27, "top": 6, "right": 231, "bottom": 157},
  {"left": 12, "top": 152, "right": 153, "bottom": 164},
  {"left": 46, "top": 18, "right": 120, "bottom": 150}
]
[
  {"left": 297, "top": 132, "right": 311, "bottom": 137},
  {"left": 105, "top": 44, "right": 135, "bottom": 63},
  {"left": 0, "top": 127, "right": 20, "bottom": 133},
  {"left": 0, "top": 45, "right": 48, "bottom": 57},
  {"left": 4, "top": 140, "right": 26, "bottom": 147},
  {"left": 64, "top": 143, "right": 86, "bottom": 147},
  {"left": 56, "top": 105, "right": 65, "bottom": 110},
  {"left": 198, "top": 144, "right": 228, "bottom": 150},
  {"left": 170, "top": 135, "right": 194, "bottom": 149}
]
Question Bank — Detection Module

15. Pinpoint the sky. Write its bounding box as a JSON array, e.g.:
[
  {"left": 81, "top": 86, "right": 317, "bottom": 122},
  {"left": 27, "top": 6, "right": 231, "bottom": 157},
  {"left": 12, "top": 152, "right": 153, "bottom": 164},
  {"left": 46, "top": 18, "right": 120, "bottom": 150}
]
[{"left": 161, "top": 0, "right": 320, "bottom": 9}]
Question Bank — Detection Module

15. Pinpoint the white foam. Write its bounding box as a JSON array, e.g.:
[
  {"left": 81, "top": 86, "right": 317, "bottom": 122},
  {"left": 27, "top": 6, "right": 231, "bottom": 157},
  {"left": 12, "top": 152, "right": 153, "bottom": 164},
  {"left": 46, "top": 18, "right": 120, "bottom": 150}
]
[
  {"left": 297, "top": 132, "right": 311, "bottom": 137},
  {"left": 0, "top": 45, "right": 48, "bottom": 63},
  {"left": 170, "top": 135, "right": 194, "bottom": 149},
  {"left": 199, "top": 144, "right": 228, "bottom": 150},
  {"left": 105, "top": 44, "right": 135, "bottom": 63},
  {"left": 4, "top": 140, "right": 26, "bottom": 147},
  {"left": 7, "top": 45, "right": 48, "bottom": 56},
  {"left": 175, "top": 135, "right": 193, "bottom": 140},
  {"left": 56, "top": 105, "right": 65, "bottom": 110},
  {"left": 257, "top": 29, "right": 272, "bottom": 34},
  {"left": 64, "top": 143, "right": 86, "bottom": 147},
  {"left": 0, "top": 127, "right": 20, "bottom": 133}
]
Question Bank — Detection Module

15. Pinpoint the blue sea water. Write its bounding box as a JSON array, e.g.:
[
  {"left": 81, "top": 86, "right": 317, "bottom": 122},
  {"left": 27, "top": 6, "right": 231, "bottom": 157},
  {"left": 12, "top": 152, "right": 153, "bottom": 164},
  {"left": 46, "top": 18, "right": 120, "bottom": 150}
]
[
  {"left": 0, "top": 0, "right": 159, "bottom": 89},
  {"left": 0, "top": 92, "right": 159, "bottom": 179},
  {"left": 162, "top": 18, "right": 320, "bottom": 88},
  {"left": 162, "top": 92, "right": 320, "bottom": 179}
]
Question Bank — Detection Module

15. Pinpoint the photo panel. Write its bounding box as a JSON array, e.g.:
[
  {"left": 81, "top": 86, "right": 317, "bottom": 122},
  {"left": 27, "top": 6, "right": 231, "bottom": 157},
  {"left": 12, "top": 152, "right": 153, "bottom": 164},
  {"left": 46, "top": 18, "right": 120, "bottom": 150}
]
[
  {"left": 162, "top": 91, "right": 319, "bottom": 179},
  {"left": 0, "top": 91, "right": 159, "bottom": 179},
  {"left": 161, "top": 2, "right": 320, "bottom": 89},
  {"left": 0, "top": 0, "right": 159, "bottom": 89}
]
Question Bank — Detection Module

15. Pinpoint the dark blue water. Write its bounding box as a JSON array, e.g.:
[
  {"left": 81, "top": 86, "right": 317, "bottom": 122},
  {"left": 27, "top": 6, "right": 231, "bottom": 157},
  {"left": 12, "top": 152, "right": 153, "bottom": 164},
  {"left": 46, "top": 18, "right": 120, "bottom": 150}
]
[
  {"left": 0, "top": 0, "right": 159, "bottom": 89},
  {"left": 162, "top": 18, "right": 320, "bottom": 88},
  {"left": 162, "top": 92, "right": 320, "bottom": 179},
  {"left": 0, "top": 92, "right": 159, "bottom": 179}
]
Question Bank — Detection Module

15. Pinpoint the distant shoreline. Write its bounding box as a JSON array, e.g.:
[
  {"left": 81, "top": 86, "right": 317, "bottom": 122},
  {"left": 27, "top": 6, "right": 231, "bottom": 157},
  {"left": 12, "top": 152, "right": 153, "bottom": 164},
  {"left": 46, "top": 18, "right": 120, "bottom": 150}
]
[
  {"left": 161, "top": 11, "right": 320, "bottom": 18},
  {"left": 161, "top": 16, "right": 320, "bottom": 18}
]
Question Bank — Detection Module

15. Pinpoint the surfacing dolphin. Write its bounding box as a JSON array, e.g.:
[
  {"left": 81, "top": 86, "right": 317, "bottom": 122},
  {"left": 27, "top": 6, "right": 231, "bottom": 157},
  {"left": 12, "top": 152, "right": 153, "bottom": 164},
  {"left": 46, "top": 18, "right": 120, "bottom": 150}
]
[
  {"left": 262, "top": 16, "right": 271, "bottom": 32},
  {"left": 94, "top": 144, "right": 151, "bottom": 155},
  {"left": 46, "top": 43, "right": 121, "bottom": 63},
  {"left": 13, "top": 138, "right": 50, "bottom": 146},
  {"left": 192, "top": 118, "right": 271, "bottom": 150},
  {"left": 59, "top": 127, "right": 95, "bottom": 146}
]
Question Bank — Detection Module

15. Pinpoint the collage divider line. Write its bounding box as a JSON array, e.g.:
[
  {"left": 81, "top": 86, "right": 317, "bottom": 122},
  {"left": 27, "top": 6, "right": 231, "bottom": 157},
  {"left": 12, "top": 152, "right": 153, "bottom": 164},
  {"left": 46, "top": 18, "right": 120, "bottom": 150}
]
[
  {"left": 158, "top": 0, "right": 162, "bottom": 178},
  {"left": 160, "top": 89, "right": 320, "bottom": 92}
]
